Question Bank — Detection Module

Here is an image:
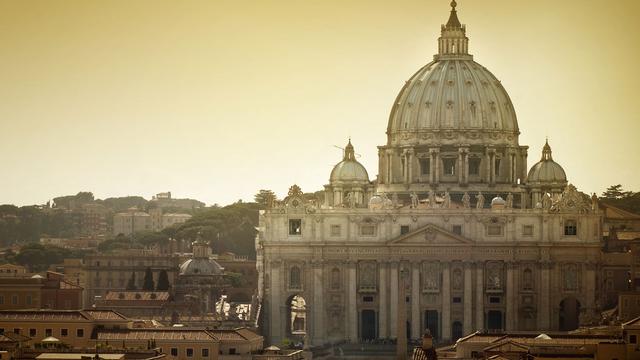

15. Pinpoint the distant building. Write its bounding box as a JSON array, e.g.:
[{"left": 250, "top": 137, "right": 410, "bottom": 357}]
[
  {"left": 0, "top": 271, "right": 82, "bottom": 310},
  {"left": 112, "top": 210, "right": 151, "bottom": 236},
  {"left": 150, "top": 192, "right": 205, "bottom": 211},
  {"left": 0, "top": 264, "right": 27, "bottom": 278},
  {"left": 94, "top": 291, "right": 171, "bottom": 318}
]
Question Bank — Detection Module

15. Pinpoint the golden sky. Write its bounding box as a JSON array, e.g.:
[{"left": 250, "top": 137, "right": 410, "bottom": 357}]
[{"left": 1, "top": 0, "right": 638, "bottom": 206}]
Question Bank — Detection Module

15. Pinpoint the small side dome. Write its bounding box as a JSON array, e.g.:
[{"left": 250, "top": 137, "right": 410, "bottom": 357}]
[
  {"left": 527, "top": 140, "right": 567, "bottom": 185},
  {"left": 179, "top": 258, "right": 224, "bottom": 276},
  {"left": 330, "top": 140, "right": 370, "bottom": 183},
  {"left": 491, "top": 196, "right": 506, "bottom": 206}
]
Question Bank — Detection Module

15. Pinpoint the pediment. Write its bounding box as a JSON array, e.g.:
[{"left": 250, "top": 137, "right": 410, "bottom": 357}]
[
  {"left": 484, "top": 340, "right": 529, "bottom": 353},
  {"left": 386, "top": 223, "right": 474, "bottom": 245}
]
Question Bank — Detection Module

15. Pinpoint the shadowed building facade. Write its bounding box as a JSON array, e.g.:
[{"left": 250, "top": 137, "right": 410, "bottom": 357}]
[{"left": 258, "top": 1, "right": 603, "bottom": 346}]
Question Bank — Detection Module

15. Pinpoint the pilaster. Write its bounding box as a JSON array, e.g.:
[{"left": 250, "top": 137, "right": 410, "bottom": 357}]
[
  {"left": 463, "top": 261, "right": 473, "bottom": 335},
  {"left": 442, "top": 262, "right": 451, "bottom": 341}
]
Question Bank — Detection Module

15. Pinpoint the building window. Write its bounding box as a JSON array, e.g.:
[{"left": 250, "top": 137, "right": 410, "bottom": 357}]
[
  {"left": 363, "top": 296, "right": 374, "bottom": 302},
  {"left": 289, "top": 219, "right": 302, "bottom": 236},
  {"left": 76, "top": 329, "right": 84, "bottom": 337},
  {"left": 360, "top": 224, "right": 376, "bottom": 236},
  {"left": 13, "top": 328, "right": 20, "bottom": 335},
  {"left": 11, "top": 295, "right": 18, "bottom": 305},
  {"left": 469, "top": 157, "right": 481, "bottom": 176},
  {"left": 489, "top": 296, "right": 501, "bottom": 304},
  {"left": 420, "top": 158, "right": 430, "bottom": 175},
  {"left": 61, "top": 328, "right": 68, "bottom": 337},
  {"left": 30, "top": 329, "right": 36, "bottom": 337},
  {"left": 330, "top": 225, "right": 341, "bottom": 237},
  {"left": 26, "top": 295, "right": 32, "bottom": 305},
  {"left": 45, "top": 329, "right": 52, "bottom": 337},
  {"left": 487, "top": 225, "right": 503, "bottom": 236},
  {"left": 186, "top": 348, "right": 193, "bottom": 357},
  {"left": 170, "top": 348, "right": 178, "bottom": 356},
  {"left": 289, "top": 266, "right": 302, "bottom": 290},
  {"left": 400, "top": 225, "right": 410, "bottom": 235},
  {"left": 494, "top": 158, "right": 501, "bottom": 176},
  {"left": 564, "top": 220, "right": 577, "bottom": 236},
  {"left": 443, "top": 158, "right": 456, "bottom": 176},
  {"left": 452, "top": 297, "right": 462, "bottom": 303},
  {"left": 452, "top": 225, "right": 462, "bottom": 235},
  {"left": 0, "top": 295, "right": 4, "bottom": 304},
  {"left": 523, "top": 225, "right": 534, "bottom": 236},
  {"left": 202, "top": 348, "right": 209, "bottom": 357},
  {"left": 229, "top": 348, "right": 237, "bottom": 355}
]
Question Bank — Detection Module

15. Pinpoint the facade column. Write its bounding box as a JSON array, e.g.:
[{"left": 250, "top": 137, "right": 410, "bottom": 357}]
[
  {"left": 312, "top": 261, "right": 325, "bottom": 345},
  {"left": 378, "top": 148, "right": 386, "bottom": 184},
  {"left": 334, "top": 188, "right": 343, "bottom": 207},
  {"left": 390, "top": 262, "right": 399, "bottom": 339},
  {"left": 270, "top": 260, "right": 283, "bottom": 343},
  {"left": 347, "top": 262, "right": 358, "bottom": 341},
  {"left": 475, "top": 262, "right": 484, "bottom": 331},
  {"left": 379, "top": 261, "right": 388, "bottom": 338},
  {"left": 442, "top": 262, "right": 451, "bottom": 341},
  {"left": 407, "top": 148, "right": 414, "bottom": 185},
  {"left": 539, "top": 261, "right": 551, "bottom": 330},
  {"left": 411, "top": 262, "right": 421, "bottom": 340},
  {"left": 457, "top": 148, "right": 464, "bottom": 185},
  {"left": 387, "top": 152, "right": 393, "bottom": 184},
  {"left": 506, "top": 262, "right": 515, "bottom": 331},
  {"left": 463, "top": 262, "right": 473, "bottom": 336}
]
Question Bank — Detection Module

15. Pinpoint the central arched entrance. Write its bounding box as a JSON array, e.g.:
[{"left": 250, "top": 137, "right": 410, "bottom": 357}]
[
  {"left": 361, "top": 310, "right": 377, "bottom": 340},
  {"left": 559, "top": 297, "right": 581, "bottom": 331}
]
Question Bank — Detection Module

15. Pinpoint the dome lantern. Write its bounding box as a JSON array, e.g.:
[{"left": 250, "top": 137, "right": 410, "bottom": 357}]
[{"left": 437, "top": 0, "right": 470, "bottom": 59}]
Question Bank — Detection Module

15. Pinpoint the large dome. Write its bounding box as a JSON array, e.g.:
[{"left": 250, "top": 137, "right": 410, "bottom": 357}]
[
  {"left": 386, "top": 1, "right": 519, "bottom": 147},
  {"left": 179, "top": 258, "right": 224, "bottom": 276}
]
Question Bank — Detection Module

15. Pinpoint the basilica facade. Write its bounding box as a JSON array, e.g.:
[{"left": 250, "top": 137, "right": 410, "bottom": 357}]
[{"left": 257, "top": 1, "right": 603, "bottom": 346}]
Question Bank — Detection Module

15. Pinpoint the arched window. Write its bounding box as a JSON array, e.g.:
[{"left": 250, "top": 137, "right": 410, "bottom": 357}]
[
  {"left": 289, "top": 266, "right": 301, "bottom": 290},
  {"left": 330, "top": 268, "right": 340, "bottom": 290}
]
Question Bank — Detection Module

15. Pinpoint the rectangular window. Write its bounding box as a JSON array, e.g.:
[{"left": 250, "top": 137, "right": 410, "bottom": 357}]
[
  {"left": 489, "top": 296, "right": 501, "bottom": 304},
  {"left": 30, "top": 329, "right": 36, "bottom": 337},
  {"left": 420, "top": 158, "right": 430, "bottom": 175},
  {"left": 202, "top": 348, "right": 209, "bottom": 357},
  {"left": 452, "top": 297, "right": 462, "bottom": 303},
  {"left": 631, "top": 335, "right": 637, "bottom": 344},
  {"left": 360, "top": 224, "right": 376, "bottom": 236},
  {"left": 289, "top": 219, "right": 302, "bottom": 236},
  {"left": 26, "top": 295, "right": 32, "bottom": 305},
  {"left": 13, "top": 328, "right": 20, "bottom": 335},
  {"left": 330, "top": 224, "right": 341, "bottom": 237},
  {"left": 363, "top": 296, "right": 374, "bottom": 303},
  {"left": 0, "top": 295, "right": 4, "bottom": 304},
  {"left": 11, "top": 295, "right": 18, "bottom": 305},
  {"left": 76, "top": 329, "right": 84, "bottom": 337},
  {"left": 186, "top": 348, "right": 193, "bottom": 357},
  {"left": 523, "top": 225, "right": 534, "bottom": 236},
  {"left": 170, "top": 348, "right": 178, "bottom": 356},
  {"left": 229, "top": 348, "right": 237, "bottom": 355},
  {"left": 469, "top": 157, "right": 481, "bottom": 175},
  {"left": 61, "top": 328, "right": 68, "bottom": 337},
  {"left": 564, "top": 220, "right": 577, "bottom": 236},
  {"left": 443, "top": 158, "right": 456, "bottom": 176},
  {"left": 494, "top": 158, "right": 501, "bottom": 176},
  {"left": 45, "top": 329, "right": 52, "bottom": 337},
  {"left": 400, "top": 225, "right": 410, "bottom": 235},
  {"left": 487, "top": 225, "right": 503, "bottom": 236},
  {"left": 452, "top": 225, "right": 462, "bottom": 235}
]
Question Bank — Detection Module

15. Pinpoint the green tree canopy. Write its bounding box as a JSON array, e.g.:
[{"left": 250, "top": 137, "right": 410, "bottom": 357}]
[
  {"left": 143, "top": 267, "right": 155, "bottom": 291},
  {"left": 156, "top": 269, "right": 170, "bottom": 291}
]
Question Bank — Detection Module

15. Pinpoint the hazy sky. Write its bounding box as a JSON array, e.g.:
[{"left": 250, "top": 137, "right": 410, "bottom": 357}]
[{"left": 1, "top": 0, "right": 638, "bottom": 206}]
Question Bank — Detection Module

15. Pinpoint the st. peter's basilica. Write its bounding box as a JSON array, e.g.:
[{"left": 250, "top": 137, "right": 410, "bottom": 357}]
[{"left": 257, "top": 1, "right": 611, "bottom": 346}]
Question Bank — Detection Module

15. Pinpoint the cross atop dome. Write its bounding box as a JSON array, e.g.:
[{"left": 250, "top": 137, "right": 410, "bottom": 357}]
[{"left": 437, "top": 0, "right": 470, "bottom": 59}]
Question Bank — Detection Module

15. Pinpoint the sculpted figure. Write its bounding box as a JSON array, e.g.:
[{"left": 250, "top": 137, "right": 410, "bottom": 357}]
[
  {"left": 476, "top": 192, "right": 485, "bottom": 209},
  {"left": 542, "top": 192, "right": 551, "bottom": 210},
  {"left": 344, "top": 192, "right": 355, "bottom": 208},
  {"left": 428, "top": 190, "right": 436, "bottom": 208},
  {"left": 462, "top": 192, "right": 471, "bottom": 209},
  {"left": 506, "top": 192, "right": 514, "bottom": 209},
  {"left": 442, "top": 191, "right": 451, "bottom": 209},
  {"left": 410, "top": 192, "right": 419, "bottom": 209},
  {"left": 591, "top": 193, "right": 599, "bottom": 212}
]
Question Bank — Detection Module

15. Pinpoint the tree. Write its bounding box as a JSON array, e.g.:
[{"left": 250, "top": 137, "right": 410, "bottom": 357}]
[
  {"left": 254, "top": 190, "right": 276, "bottom": 208},
  {"left": 602, "top": 184, "right": 633, "bottom": 200},
  {"left": 126, "top": 272, "right": 137, "bottom": 290},
  {"left": 143, "top": 267, "right": 155, "bottom": 291},
  {"left": 156, "top": 269, "right": 170, "bottom": 290}
]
